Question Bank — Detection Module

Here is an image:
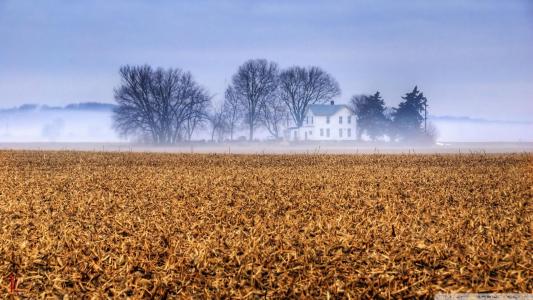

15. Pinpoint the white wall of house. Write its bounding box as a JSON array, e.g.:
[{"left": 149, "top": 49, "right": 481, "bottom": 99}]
[{"left": 286, "top": 106, "right": 357, "bottom": 141}]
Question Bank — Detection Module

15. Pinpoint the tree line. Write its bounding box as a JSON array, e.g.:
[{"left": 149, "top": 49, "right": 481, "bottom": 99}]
[
  {"left": 113, "top": 59, "right": 434, "bottom": 144},
  {"left": 351, "top": 87, "right": 435, "bottom": 143}
]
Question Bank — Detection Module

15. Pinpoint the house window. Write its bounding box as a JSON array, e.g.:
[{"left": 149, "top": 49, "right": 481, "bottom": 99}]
[
  {"left": 326, "top": 116, "right": 330, "bottom": 124},
  {"left": 347, "top": 128, "right": 351, "bottom": 137},
  {"left": 320, "top": 128, "right": 324, "bottom": 136},
  {"left": 311, "top": 116, "right": 314, "bottom": 124},
  {"left": 306, "top": 116, "right": 309, "bottom": 125},
  {"left": 339, "top": 116, "right": 343, "bottom": 124},
  {"left": 348, "top": 116, "right": 351, "bottom": 124},
  {"left": 339, "top": 129, "right": 343, "bottom": 137},
  {"left": 309, "top": 131, "right": 312, "bottom": 136},
  {"left": 326, "top": 128, "right": 330, "bottom": 137}
]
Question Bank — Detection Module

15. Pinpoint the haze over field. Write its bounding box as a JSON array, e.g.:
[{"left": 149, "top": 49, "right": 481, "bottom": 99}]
[
  {"left": 0, "top": 0, "right": 532, "bottom": 144},
  {"left": 1, "top": 105, "right": 532, "bottom": 143}
]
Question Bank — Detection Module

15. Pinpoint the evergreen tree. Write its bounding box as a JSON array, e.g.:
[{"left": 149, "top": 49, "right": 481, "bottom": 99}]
[
  {"left": 383, "top": 106, "right": 397, "bottom": 141},
  {"left": 351, "top": 94, "right": 370, "bottom": 140},
  {"left": 351, "top": 91, "right": 388, "bottom": 141},
  {"left": 392, "top": 86, "right": 427, "bottom": 140}
]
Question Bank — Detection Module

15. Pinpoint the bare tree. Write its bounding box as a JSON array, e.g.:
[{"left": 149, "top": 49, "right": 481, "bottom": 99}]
[
  {"left": 222, "top": 86, "right": 242, "bottom": 141},
  {"left": 207, "top": 102, "right": 228, "bottom": 142},
  {"left": 113, "top": 65, "right": 156, "bottom": 140},
  {"left": 113, "top": 65, "right": 210, "bottom": 144},
  {"left": 230, "top": 59, "right": 279, "bottom": 141},
  {"left": 260, "top": 95, "right": 287, "bottom": 139},
  {"left": 279, "top": 66, "right": 340, "bottom": 128},
  {"left": 168, "top": 74, "right": 211, "bottom": 143},
  {"left": 183, "top": 100, "right": 209, "bottom": 141}
]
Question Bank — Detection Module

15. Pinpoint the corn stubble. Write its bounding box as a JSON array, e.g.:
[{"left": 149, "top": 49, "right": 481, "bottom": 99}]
[{"left": 0, "top": 151, "right": 531, "bottom": 298}]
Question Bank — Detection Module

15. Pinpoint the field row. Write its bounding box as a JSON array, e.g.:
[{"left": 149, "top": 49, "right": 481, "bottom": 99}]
[{"left": 0, "top": 151, "right": 531, "bottom": 298}]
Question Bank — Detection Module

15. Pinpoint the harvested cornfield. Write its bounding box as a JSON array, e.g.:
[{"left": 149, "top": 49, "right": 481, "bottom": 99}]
[{"left": 0, "top": 151, "right": 531, "bottom": 298}]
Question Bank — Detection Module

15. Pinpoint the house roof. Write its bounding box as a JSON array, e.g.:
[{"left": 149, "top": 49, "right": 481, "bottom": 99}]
[{"left": 308, "top": 104, "right": 352, "bottom": 116}]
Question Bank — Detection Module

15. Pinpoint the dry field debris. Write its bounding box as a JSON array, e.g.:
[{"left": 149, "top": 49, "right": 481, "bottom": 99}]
[{"left": 0, "top": 150, "right": 531, "bottom": 298}]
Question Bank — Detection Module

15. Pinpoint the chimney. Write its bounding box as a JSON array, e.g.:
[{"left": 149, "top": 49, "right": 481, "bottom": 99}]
[{"left": 330, "top": 100, "right": 334, "bottom": 105}]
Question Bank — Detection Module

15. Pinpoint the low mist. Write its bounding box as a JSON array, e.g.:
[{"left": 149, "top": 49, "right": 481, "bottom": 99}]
[
  {"left": 0, "top": 104, "right": 531, "bottom": 145},
  {"left": 0, "top": 106, "right": 120, "bottom": 143},
  {"left": 430, "top": 118, "right": 533, "bottom": 143}
]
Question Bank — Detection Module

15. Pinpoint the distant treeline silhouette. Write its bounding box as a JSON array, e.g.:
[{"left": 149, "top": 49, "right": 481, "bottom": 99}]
[
  {"left": 0, "top": 102, "right": 116, "bottom": 113},
  {"left": 112, "top": 59, "right": 435, "bottom": 144}
]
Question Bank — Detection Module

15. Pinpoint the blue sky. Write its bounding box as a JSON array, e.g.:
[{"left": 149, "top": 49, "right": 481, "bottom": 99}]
[{"left": 1, "top": 0, "right": 532, "bottom": 121}]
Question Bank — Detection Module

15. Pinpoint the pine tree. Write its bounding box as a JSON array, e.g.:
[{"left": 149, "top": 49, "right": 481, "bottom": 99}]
[
  {"left": 351, "top": 91, "right": 388, "bottom": 141},
  {"left": 392, "top": 86, "right": 427, "bottom": 140}
]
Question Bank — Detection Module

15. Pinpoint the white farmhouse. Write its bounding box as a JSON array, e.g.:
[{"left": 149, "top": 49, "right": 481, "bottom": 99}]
[{"left": 285, "top": 101, "right": 356, "bottom": 141}]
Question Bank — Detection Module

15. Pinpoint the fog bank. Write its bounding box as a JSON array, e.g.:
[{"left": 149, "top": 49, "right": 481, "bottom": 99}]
[
  {"left": 0, "top": 107, "right": 121, "bottom": 142},
  {"left": 0, "top": 106, "right": 532, "bottom": 143}
]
